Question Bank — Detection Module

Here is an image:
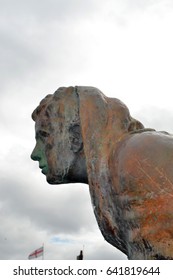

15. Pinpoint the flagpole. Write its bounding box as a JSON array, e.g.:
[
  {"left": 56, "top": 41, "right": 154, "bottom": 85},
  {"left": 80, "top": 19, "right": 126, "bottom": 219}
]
[
  {"left": 42, "top": 243, "right": 44, "bottom": 260},
  {"left": 83, "top": 244, "right": 85, "bottom": 259}
]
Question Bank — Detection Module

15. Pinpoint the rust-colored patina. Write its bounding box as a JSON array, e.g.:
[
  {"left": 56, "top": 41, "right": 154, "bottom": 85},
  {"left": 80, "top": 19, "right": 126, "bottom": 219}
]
[{"left": 31, "top": 86, "right": 173, "bottom": 259}]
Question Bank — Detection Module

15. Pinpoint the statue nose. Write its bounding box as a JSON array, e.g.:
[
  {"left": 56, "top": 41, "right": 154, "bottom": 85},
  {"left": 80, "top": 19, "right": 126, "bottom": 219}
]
[
  {"left": 31, "top": 152, "right": 40, "bottom": 161},
  {"left": 31, "top": 146, "right": 41, "bottom": 162}
]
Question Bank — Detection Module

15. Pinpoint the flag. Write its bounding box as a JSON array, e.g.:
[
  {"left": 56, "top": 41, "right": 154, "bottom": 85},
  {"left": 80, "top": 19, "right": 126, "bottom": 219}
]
[{"left": 28, "top": 246, "right": 44, "bottom": 259}]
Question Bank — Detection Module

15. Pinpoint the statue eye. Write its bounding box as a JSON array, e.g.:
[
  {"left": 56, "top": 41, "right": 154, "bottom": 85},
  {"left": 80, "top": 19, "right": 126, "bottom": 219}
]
[{"left": 39, "top": 131, "right": 49, "bottom": 138}]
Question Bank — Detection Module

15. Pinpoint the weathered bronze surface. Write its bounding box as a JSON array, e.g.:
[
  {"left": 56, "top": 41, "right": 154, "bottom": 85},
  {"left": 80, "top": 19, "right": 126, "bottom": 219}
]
[{"left": 31, "top": 86, "right": 173, "bottom": 259}]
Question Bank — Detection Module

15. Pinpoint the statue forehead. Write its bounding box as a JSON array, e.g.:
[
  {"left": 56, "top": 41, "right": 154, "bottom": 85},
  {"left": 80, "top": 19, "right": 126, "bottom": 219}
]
[{"left": 32, "top": 87, "right": 79, "bottom": 130}]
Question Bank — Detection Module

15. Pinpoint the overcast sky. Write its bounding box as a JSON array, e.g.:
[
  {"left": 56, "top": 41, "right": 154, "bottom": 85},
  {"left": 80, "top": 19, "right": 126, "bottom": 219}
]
[{"left": 1, "top": 0, "right": 173, "bottom": 260}]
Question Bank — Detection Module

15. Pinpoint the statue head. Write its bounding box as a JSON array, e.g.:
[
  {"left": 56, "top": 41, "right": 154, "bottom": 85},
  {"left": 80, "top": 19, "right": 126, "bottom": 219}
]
[
  {"left": 31, "top": 86, "right": 88, "bottom": 184},
  {"left": 31, "top": 86, "right": 144, "bottom": 186}
]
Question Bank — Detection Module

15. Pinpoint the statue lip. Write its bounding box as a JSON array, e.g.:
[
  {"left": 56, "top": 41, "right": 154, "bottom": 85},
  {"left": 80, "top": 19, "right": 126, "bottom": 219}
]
[
  {"left": 39, "top": 165, "right": 47, "bottom": 174},
  {"left": 39, "top": 165, "right": 46, "bottom": 169}
]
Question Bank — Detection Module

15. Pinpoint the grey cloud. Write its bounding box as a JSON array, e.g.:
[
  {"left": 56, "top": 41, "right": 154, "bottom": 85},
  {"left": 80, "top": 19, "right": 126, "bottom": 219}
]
[
  {"left": 0, "top": 30, "right": 43, "bottom": 84},
  {"left": 0, "top": 0, "right": 98, "bottom": 23},
  {"left": 125, "top": 0, "right": 158, "bottom": 11},
  {"left": 2, "top": 0, "right": 169, "bottom": 94},
  {"left": 134, "top": 107, "right": 173, "bottom": 133},
  {"left": 120, "top": 0, "right": 173, "bottom": 14},
  {"left": 0, "top": 176, "right": 95, "bottom": 235},
  {"left": 86, "top": 242, "right": 127, "bottom": 260},
  {"left": 0, "top": 175, "right": 125, "bottom": 259},
  {"left": 0, "top": 0, "right": 97, "bottom": 93}
]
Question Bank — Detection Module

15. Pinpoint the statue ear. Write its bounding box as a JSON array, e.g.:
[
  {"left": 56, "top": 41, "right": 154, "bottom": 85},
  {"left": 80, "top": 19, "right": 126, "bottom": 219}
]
[
  {"left": 128, "top": 118, "right": 144, "bottom": 132},
  {"left": 69, "top": 124, "right": 83, "bottom": 153}
]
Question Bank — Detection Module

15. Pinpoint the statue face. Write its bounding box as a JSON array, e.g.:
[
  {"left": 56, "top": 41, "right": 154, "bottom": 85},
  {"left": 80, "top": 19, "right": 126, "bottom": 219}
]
[
  {"left": 31, "top": 120, "right": 49, "bottom": 177},
  {"left": 31, "top": 87, "right": 88, "bottom": 184},
  {"left": 31, "top": 109, "right": 78, "bottom": 184}
]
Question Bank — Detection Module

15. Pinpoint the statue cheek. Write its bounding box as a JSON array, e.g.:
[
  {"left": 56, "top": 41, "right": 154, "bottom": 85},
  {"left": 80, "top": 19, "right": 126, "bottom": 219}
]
[
  {"left": 45, "top": 144, "right": 57, "bottom": 167},
  {"left": 46, "top": 143, "right": 53, "bottom": 150}
]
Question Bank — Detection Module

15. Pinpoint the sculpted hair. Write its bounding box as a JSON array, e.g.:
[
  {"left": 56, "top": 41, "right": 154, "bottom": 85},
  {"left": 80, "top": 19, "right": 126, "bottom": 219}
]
[
  {"left": 31, "top": 89, "right": 80, "bottom": 127},
  {"left": 31, "top": 94, "right": 53, "bottom": 121}
]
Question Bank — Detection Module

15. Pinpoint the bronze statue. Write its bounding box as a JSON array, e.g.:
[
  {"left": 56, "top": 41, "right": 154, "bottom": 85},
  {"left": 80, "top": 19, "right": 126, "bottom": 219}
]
[{"left": 31, "top": 86, "right": 173, "bottom": 259}]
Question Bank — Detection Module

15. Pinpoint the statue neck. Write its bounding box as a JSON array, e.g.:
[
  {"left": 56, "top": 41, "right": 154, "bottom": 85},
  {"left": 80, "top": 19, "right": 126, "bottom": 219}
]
[{"left": 69, "top": 150, "right": 88, "bottom": 184}]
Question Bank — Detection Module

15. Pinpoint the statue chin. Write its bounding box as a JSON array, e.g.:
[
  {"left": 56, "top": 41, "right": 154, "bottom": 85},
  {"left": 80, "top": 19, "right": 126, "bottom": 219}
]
[{"left": 46, "top": 173, "right": 69, "bottom": 185}]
